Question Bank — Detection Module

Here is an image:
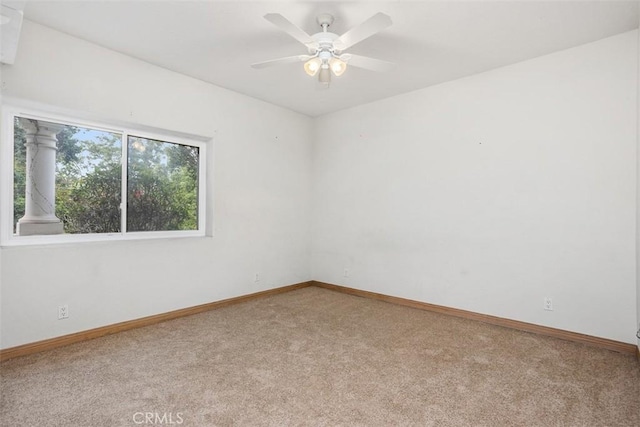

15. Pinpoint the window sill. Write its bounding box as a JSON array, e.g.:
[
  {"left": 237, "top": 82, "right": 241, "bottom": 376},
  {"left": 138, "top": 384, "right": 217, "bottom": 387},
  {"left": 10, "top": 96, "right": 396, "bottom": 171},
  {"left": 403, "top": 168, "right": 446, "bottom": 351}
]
[{"left": 0, "top": 230, "right": 209, "bottom": 248}]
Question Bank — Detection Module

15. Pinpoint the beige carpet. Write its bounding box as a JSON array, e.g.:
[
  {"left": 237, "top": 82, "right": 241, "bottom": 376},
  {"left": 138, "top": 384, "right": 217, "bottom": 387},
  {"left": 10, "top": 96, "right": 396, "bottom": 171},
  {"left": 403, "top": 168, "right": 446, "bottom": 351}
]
[{"left": 1, "top": 286, "right": 638, "bottom": 426}]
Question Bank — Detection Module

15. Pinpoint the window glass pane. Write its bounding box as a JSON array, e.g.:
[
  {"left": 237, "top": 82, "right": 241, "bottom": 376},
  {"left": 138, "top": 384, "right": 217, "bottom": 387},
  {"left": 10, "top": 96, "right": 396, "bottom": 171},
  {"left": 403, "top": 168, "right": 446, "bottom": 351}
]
[
  {"left": 13, "top": 118, "right": 26, "bottom": 234},
  {"left": 13, "top": 117, "right": 122, "bottom": 235},
  {"left": 127, "top": 136, "right": 199, "bottom": 232}
]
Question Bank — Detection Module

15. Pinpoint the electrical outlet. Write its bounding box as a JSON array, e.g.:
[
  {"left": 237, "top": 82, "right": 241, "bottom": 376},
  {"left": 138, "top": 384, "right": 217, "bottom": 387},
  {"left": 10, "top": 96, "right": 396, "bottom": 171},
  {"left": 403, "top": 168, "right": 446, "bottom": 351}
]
[
  {"left": 254, "top": 273, "right": 260, "bottom": 283},
  {"left": 343, "top": 268, "right": 349, "bottom": 278},
  {"left": 58, "top": 304, "right": 69, "bottom": 320},
  {"left": 544, "top": 297, "right": 553, "bottom": 311}
]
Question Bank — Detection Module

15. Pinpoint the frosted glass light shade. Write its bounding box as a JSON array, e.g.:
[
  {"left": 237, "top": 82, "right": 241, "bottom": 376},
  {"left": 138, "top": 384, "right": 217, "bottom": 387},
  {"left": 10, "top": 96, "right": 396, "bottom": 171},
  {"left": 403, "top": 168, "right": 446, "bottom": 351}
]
[
  {"left": 304, "top": 58, "right": 322, "bottom": 76},
  {"left": 318, "top": 67, "right": 331, "bottom": 83},
  {"left": 329, "top": 58, "right": 347, "bottom": 76}
]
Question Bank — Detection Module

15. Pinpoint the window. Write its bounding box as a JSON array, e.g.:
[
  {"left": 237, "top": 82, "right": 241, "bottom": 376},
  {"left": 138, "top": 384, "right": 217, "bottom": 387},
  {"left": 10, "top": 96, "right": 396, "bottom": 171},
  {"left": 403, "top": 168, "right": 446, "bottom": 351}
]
[{"left": 2, "top": 107, "right": 206, "bottom": 245}]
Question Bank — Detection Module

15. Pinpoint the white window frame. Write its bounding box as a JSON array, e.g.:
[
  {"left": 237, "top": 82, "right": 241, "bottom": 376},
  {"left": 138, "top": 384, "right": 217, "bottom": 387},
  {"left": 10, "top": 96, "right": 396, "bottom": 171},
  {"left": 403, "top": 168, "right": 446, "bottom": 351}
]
[{"left": 1, "top": 104, "right": 207, "bottom": 246}]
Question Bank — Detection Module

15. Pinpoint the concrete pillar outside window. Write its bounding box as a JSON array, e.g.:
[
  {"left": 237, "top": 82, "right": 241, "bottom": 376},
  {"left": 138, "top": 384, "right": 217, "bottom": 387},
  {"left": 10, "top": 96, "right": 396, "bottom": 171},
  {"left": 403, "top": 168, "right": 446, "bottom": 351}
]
[{"left": 17, "top": 119, "right": 64, "bottom": 236}]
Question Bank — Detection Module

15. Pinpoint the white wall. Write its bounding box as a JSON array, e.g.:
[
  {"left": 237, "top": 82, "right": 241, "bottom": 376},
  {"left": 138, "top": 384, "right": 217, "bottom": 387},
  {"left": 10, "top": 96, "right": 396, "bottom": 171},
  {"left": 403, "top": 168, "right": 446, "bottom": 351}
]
[
  {"left": 312, "top": 31, "right": 638, "bottom": 344},
  {"left": 0, "top": 21, "right": 313, "bottom": 349}
]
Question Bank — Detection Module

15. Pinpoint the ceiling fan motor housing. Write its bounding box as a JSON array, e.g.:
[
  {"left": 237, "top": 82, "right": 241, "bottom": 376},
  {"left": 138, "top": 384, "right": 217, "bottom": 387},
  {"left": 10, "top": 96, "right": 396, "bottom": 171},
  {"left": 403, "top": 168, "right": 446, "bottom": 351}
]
[{"left": 309, "top": 32, "right": 340, "bottom": 54}]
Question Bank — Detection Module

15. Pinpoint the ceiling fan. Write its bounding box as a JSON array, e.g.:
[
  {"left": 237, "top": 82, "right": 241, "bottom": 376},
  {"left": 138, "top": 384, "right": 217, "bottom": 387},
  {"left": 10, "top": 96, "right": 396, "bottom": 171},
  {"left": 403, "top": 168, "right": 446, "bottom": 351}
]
[{"left": 251, "top": 12, "right": 395, "bottom": 84}]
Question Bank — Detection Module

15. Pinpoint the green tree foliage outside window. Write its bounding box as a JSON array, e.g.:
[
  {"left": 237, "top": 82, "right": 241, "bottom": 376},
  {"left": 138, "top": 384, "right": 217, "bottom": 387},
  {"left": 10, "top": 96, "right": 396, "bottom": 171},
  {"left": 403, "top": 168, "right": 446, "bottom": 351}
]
[
  {"left": 13, "top": 118, "right": 199, "bottom": 235},
  {"left": 127, "top": 136, "right": 199, "bottom": 232}
]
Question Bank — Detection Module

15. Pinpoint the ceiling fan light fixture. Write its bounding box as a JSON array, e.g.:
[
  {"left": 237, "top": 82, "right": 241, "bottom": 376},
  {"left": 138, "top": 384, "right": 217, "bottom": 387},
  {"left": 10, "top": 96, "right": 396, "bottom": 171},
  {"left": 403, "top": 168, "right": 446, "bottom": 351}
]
[
  {"left": 303, "top": 57, "right": 322, "bottom": 76},
  {"left": 329, "top": 58, "right": 347, "bottom": 76}
]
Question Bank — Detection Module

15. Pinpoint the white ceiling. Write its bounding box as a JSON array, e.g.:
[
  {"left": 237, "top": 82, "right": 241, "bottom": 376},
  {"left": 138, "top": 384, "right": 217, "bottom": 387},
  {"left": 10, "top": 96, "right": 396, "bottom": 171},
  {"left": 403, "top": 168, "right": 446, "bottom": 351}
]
[{"left": 21, "top": 1, "right": 639, "bottom": 117}]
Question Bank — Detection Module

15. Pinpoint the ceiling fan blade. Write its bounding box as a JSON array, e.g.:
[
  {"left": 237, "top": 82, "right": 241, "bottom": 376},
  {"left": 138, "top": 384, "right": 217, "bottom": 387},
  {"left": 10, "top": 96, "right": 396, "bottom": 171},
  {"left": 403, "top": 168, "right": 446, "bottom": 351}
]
[
  {"left": 334, "top": 13, "right": 392, "bottom": 51},
  {"left": 264, "top": 13, "right": 317, "bottom": 48},
  {"left": 251, "top": 55, "right": 312, "bottom": 69},
  {"left": 341, "top": 54, "right": 395, "bottom": 72}
]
